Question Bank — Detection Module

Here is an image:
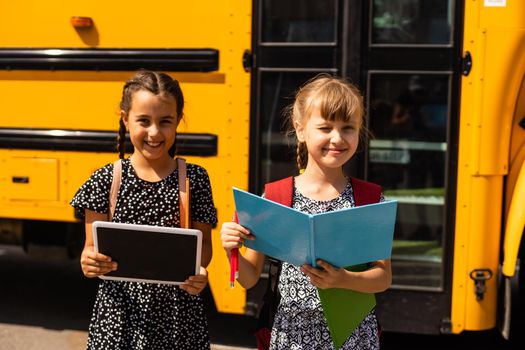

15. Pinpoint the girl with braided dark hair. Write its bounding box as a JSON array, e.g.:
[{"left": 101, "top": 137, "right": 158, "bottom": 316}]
[
  {"left": 71, "top": 70, "right": 217, "bottom": 349},
  {"left": 221, "top": 74, "right": 390, "bottom": 350}
]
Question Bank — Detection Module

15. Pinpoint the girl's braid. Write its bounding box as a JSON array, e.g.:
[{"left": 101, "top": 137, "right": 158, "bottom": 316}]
[
  {"left": 296, "top": 141, "right": 308, "bottom": 171},
  {"left": 117, "top": 118, "right": 127, "bottom": 159}
]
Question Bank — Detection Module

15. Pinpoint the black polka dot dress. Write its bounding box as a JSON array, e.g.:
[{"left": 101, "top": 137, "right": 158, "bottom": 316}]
[{"left": 70, "top": 158, "right": 217, "bottom": 350}]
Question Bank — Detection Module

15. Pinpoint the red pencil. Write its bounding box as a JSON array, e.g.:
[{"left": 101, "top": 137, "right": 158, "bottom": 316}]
[{"left": 230, "top": 212, "right": 239, "bottom": 288}]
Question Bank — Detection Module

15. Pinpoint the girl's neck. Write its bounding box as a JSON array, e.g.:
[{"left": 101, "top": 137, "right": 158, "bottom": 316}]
[
  {"left": 129, "top": 153, "right": 177, "bottom": 182},
  {"left": 295, "top": 164, "right": 349, "bottom": 201}
]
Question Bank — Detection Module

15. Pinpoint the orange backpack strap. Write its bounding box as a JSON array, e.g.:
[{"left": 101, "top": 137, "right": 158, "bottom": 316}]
[
  {"left": 177, "top": 157, "right": 191, "bottom": 229},
  {"left": 350, "top": 177, "right": 382, "bottom": 206},
  {"left": 264, "top": 176, "right": 293, "bottom": 206},
  {"left": 109, "top": 159, "right": 122, "bottom": 221}
]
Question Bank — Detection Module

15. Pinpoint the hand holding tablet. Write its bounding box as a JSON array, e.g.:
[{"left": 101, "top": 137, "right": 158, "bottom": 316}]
[{"left": 92, "top": 221, "right": 202, "bottom": 285}]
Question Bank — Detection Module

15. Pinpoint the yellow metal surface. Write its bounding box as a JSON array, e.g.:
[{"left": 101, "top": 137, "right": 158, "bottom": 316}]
[
  {"left": 502, "top": 77, "right": 525, "bottom": 277},
  {"left": 502, "top": 163, "right": 525, "bottom": 277},
  {"left": 506, "top": 79, "right": 525, "bottom": 216},
  {"left": 0, "top": 1, "right": 251, "bottom": 315},
  {"left": 0, "top": 1, "right": 226, "bottom": 48},
  {"left": 0, "top": 149, "right": 116, "bottom": 221},
  {"left": 0, "top": 72, "right": 227, "bottom": 131},
  {"left": 451, "top": 0, "right": 525, "bottom": 333},
  {"left": 1, "top": 157, "right": 58, "bottom": 201}
]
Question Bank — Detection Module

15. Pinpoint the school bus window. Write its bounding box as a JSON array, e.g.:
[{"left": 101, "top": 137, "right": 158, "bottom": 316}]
[
  {"left": 257, "top": 71, "right": 322, "bottom": 188},
  {"left": 261, "top": 0, "right": 337, "bottom": 44},
  {"left": 369, "top": 73, "right": 449, "bottom": 142},
  {"left": 367, "top": 72, "right": 450, "bottom": 288},
  {"left": 371, "top": 0, "right": 453, "bottom": 45}
]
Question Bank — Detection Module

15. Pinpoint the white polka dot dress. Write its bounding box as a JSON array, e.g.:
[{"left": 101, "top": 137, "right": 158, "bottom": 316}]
[{"left": 71, "top": 158, "right": 217, "bottom": 350}]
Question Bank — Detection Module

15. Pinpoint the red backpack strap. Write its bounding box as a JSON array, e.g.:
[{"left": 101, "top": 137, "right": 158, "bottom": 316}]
[
  {"left": 264, "top": 176, "right": 293, "bottom": 206},
  {"left": 350, "top": 177, "right": 382, "bottom": 206}
]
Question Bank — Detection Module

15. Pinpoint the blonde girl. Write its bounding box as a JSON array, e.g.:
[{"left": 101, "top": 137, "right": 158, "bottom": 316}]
[{"left": 221, "top": 75, "right": 391, "bottom": 350}]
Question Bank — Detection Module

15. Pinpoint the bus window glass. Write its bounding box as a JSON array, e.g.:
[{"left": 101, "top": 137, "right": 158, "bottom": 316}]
[
  {"left": 371, "top": 0, "right": 453, "bottom": 45},
  {"left": 367, "top": 73, "right": 450, "bottom": 288},
  {"left": 261, "top": 0, "right": 337, "bottom": 43},
  {"left": 258, "top": 71, "right": 322, "bottom": 190}
]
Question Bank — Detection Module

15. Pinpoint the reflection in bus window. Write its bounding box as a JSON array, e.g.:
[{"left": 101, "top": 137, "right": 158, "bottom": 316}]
[
  {"left": 369, "top": 74, "right": 448, "bottom": 143},
  {"left": 367, "top": 73, "right": 450, "bottom": 288},
  {"left": 371, "top": 0, "right": 453, "bottom": 45},
  {"left": 262, "top": 0, "right": 336, "bottom": 43}
]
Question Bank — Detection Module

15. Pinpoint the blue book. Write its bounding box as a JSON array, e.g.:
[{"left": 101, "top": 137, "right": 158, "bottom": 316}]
[
  {"left": 233, "top": 187, "right": 397, "bottom": 349},
  {"left": 233, "top": 187, "right": 397, "bottom": 268}
]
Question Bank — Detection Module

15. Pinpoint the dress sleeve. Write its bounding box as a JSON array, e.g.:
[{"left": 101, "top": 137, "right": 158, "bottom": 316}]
[
  {"left": 188, "top": 164, "right": 218, "bottom": 225},
  {"left": 70, "top": 163, "right": 113, "bottom": 218}
]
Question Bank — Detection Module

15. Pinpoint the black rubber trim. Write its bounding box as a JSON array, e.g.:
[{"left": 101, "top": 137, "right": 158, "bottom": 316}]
[
  {"left": 0, "top": 48, "right": 219, "bottom": 72},
  {"left": 0, "top": 128, "right": 217, "bottom": 156}
]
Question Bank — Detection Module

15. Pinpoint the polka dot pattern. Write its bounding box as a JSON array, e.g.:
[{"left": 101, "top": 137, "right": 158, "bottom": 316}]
[
  {"left": 70, "top": 158, "right": 217, "bottom": 349},
  {"left": 270, "top": 181, "right": 382, "bottom": 350}
]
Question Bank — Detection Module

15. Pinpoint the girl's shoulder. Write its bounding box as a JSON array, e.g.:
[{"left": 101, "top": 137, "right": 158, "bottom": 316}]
[
  {"left": 349, "top": 177, "right": 383, "bottom": 205},
  {"left": 84, "top": 158, "right": 130, "bottom": 189},
  {"left": 87, "top": 161, "right": 117, "bottom": 183},
  {"left": 186, "top": 162, "right": 211, "bottom": 178},
  {"left": 264, "top": 176, "right": 294, "bottom": 206},
  {"left": 70, "top": 160, "right": 120, "bottom": 213}
]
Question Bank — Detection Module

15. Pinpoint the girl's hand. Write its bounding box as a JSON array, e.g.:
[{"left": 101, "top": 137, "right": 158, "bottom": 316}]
[
  {"left": 220, "top": 221, "right": 254, "bottom": 254},
  {"left": 80, "top": 245, "right": 117, "bottom": 278},
  {"left": 300, "top": 259, "right": 347, "bottom": 289},
  {"left": 180, "top": 267, "right": 208, "bottom": 295}
]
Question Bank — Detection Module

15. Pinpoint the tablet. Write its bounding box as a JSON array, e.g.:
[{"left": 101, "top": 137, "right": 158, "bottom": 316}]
[{"left": 92, "top": 221, "right": 202, "bottom": 285}]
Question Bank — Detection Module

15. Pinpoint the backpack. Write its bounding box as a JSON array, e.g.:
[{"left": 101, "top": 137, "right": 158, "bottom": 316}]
[{"left": 254, "top": 176, "right": 381, "bottom": 350}]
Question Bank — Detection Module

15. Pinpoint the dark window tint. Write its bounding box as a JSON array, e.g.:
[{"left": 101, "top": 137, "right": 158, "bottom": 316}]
[
  {"left": 261, "top": 0, "right": 337, "bottom": 43},
  {"left": 371, "top": 0, "right": 453, "bottom": 45},
  {"left": 367, "top": 72, "right": 450, "bottom": 288},
  {"left": 369, "top": 73, "right": 448, "bottom": 143}
]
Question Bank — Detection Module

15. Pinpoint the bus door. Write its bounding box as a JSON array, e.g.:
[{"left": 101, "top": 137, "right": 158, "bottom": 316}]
[
  {"left": 362, "top": 0, "right": 461, "bottom": 334},
  {"left": 251, "top": 0, "right": 462, "bottom": 334}
]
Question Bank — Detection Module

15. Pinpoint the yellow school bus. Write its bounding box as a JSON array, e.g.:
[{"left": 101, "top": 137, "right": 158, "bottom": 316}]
[{"left": 0, "top": 0, "right": 524, "bottom": 338}]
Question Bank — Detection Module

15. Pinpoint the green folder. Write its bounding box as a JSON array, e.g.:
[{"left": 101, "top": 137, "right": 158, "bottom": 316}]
[{"left": 317, "top": 264, "right": 376, "bottom": 349}]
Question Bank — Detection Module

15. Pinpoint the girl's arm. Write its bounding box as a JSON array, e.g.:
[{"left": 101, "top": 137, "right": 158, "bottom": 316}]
[
  {"left": 180, "top": 222, "right": 212, "bottom": 295},
  {"left": 80, "top": 209, "right": 117, "bottom": 277},
  {"left": 192, "top": 221, "right": 213, "bottom": 268},
  {"left": 301, "top": 258, "right": 392, "bottom": 293},
  {"left": 221, "top": 221, "right": 266, "bottom": 289}
]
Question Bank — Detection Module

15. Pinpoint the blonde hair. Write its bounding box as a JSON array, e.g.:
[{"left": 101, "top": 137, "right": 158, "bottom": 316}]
[{"left": 285, "top": 74, "right": 365, "bottom": 170}]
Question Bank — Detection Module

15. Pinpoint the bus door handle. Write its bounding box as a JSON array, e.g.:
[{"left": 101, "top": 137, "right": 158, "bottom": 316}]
[
  {"left": 12, "top": 176, "right": 29, "bottom": 184},
  {"left": 469, "top": 268, "right": 493, "bottom": 301}
]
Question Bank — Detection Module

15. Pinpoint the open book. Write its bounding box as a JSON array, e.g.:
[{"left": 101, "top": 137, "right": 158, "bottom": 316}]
[
  {"left": 233, "top": 187, "right": 397, "bottom": 349},
  {"left": 233, "top": 187, "right": 397, "bottom": 268}
]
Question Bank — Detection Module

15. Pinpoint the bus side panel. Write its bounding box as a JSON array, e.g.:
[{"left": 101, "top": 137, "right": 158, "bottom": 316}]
[
  {"left": 0, "top": 1, "right": 225, "bottom": 48},
  {"left": 502, "top": 75, "right": 525, "bottom": 278},
  {"left": 0, "top": 1, "right": 253, "bottom": 315},
  {"left": 452, "top": 1, "right": 525, "bottom": 333}
]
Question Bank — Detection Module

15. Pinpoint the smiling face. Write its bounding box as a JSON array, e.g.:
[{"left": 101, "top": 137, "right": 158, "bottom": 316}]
[
  {"left": 123, "top": 89, "right": 179, "bottom": 163},
  {"left": 295, "top": 104, "right": 360, "bottom": 170},
  {"left": 286, "top": 76, "right": 365, "bottom": 172}
]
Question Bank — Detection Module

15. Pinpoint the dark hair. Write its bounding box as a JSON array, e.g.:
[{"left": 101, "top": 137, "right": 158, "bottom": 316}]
[
  {"left": 284, "top": 74, "right": 365, "bottom": 171},
  {"left": 117, "top": 70, "right": 184, "bottom": 159}
]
